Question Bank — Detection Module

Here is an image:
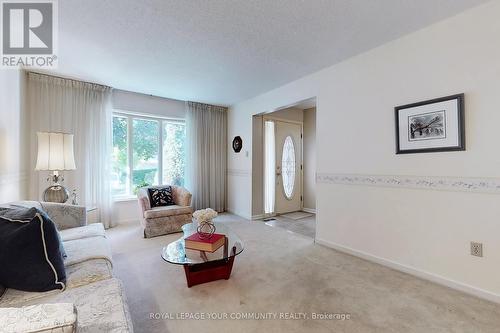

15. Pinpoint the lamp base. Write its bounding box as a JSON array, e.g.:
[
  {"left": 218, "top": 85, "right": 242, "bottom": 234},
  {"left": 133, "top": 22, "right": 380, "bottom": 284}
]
[{"left": 43, "top": 184, "right": 69, "bottom": 203}]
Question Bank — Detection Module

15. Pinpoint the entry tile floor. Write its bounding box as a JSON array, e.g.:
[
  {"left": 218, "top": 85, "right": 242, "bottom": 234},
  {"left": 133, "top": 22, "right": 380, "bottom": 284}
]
[{"left": 264, "top": 212, "right": 316, "bottom": 238}]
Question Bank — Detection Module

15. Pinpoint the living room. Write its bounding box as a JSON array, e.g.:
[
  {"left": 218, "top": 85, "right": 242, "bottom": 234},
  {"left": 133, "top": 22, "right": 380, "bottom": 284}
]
[{"left": 1, "top": 1, "right": 500, "bottom": 332}]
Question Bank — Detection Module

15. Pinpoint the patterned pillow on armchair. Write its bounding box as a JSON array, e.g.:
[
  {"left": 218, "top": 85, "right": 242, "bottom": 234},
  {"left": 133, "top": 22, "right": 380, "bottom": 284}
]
[{"left": 148, "top": 187, "right": 175, "bottom": 208}]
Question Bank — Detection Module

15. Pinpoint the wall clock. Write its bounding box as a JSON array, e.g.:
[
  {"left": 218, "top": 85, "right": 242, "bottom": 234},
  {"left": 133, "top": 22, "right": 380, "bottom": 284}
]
[{"left": 232, "top": 136, "right": 242, "bottom": 153}]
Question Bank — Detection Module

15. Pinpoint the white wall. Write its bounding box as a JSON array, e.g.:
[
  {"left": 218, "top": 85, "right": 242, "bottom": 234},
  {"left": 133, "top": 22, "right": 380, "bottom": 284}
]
[
  {"left": 265, "top": 107, "right": 304, "bottom": 122},
  {"left": 111, "top": 89, "right": 186, "bottom": 224},
  {"left": 303, "top": 107, "right": 316, "bottom": 211},
  {"left": 0, "top": 70, "right": 27, "bottom": 203},
  {"left": 228, "top": 1, "right": 500, "bottom": 302}
]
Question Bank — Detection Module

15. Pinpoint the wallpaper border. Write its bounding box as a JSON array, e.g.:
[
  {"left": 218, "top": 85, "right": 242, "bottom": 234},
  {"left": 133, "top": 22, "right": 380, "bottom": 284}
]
[{"left": 316, "top": 173, "right": 500, "bottom": 194}]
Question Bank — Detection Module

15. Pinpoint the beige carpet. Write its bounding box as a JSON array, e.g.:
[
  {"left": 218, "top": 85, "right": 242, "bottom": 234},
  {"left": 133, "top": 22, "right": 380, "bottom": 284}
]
[{"left": 107, "top": 214, "right": 500, "bottom": 333}]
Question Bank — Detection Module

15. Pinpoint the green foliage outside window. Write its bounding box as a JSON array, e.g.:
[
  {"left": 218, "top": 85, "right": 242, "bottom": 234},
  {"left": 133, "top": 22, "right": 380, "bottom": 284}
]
[
  {"left": 112, "top": 117, "right": 128, "bottom": 195},
  {"left": 132, "top": 119, "right": 159, "bottom": 168},
  {"left": 112, "top": 115, "right": 186, "bottom": 196},
  {"left": 163, "top": 122, "right": 186, "bottom": 186}
]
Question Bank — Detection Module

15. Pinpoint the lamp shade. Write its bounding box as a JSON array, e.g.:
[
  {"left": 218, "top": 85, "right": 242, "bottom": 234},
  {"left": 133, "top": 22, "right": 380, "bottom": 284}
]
[{"left": 35, "top": 132, "right": 76, "bottom": 171}]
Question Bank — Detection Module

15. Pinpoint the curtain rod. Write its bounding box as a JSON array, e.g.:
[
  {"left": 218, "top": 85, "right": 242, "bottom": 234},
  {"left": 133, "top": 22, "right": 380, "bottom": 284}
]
[
  {"left": 27, "top": 71, "right": 230, "bottom": 107},
  {"left": 27, "top": 70, "right": 111, "bottom": 89},
  {"left": 187, "top": 100, "right": 229, "bottom": 109}
]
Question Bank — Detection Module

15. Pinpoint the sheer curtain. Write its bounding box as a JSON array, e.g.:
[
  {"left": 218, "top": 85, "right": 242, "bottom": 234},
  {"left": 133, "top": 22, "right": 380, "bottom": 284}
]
[
  {"left": 264, "top": 120, "right": 275, "bottom": 214},
  {"left": 186, "top": 101, "right": 227, "bottom": 211},
  {"left": 26, "top": 72, "right": 114, "bottom": 228}
]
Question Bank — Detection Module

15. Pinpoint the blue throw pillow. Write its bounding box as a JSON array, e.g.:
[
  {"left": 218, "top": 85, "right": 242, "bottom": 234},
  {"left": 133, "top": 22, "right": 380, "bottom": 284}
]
[{"left": 0, "top": 207, "right": 66, "bottom": 292}]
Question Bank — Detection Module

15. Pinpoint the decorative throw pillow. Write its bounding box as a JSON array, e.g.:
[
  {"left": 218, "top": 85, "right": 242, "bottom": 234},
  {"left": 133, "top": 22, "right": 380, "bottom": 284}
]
[
  {"left": 148, "top": 186, "right": 175, "bottom": 208},
  {"left": 0, "top": 207, "right": 66, "bottom": 292},
  {"left": 7, "top": 203, "right": 67, "bottom": 258}
]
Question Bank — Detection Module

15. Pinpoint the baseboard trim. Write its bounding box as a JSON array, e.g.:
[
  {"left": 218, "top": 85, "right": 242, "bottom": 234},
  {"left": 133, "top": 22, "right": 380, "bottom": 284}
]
[
  {"left": 226, "top": 209, "right": 252, "bottom": 220},
  {"left": 302, "top": 208, "right": 316, "bottom": 214},
  {"left": 315, "top": 238, "right": 500, "bottom": 304},
  {"left": 251, "top": 214, "right": 266, "bottom": 220}
]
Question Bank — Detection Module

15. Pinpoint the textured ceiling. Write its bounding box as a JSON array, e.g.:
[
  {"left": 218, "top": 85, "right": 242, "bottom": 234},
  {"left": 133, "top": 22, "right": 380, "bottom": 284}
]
[{"left": 50, "top": 0, "right": 489, "bottom": 105}]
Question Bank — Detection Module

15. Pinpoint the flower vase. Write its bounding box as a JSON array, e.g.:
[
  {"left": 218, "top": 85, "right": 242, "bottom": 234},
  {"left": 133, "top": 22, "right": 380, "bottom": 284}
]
[{"left": 197, "top": 219, "right": 216, "bottom": 239}]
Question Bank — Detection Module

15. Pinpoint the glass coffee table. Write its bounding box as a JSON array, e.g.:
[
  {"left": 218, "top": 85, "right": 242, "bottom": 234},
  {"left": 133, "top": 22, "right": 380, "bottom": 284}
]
[{"left": 161, "top": 222, "right": 244, "bottom": 287}]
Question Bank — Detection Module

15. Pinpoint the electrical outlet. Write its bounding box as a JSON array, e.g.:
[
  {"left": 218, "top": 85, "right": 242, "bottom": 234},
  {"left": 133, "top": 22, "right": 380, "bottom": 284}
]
[{"left": 470, "top": 242, "right": 483, "bottom": 257}]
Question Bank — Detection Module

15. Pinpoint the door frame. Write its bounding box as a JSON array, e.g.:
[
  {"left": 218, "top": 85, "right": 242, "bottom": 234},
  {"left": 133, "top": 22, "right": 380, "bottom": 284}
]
[{"left": 262, "top": 116, "right": 304, "bottom": 215}]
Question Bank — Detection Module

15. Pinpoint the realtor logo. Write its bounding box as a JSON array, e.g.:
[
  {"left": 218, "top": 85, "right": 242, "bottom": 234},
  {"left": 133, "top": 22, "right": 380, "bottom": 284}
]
[{"left": 1, "top": 0, "right": 58, "bottom": 68}]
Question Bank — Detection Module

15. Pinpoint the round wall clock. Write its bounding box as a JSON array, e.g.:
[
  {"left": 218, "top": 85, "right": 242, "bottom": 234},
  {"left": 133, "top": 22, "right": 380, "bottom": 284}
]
[{"left": 232, "top": 136, "right": 243, "bottom": 153}]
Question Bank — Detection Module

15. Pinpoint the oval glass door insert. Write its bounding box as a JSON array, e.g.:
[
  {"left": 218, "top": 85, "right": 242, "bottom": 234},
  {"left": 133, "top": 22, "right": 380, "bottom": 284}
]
[{"left": 281, "top": 136, "right": 296, "bottom": 199}]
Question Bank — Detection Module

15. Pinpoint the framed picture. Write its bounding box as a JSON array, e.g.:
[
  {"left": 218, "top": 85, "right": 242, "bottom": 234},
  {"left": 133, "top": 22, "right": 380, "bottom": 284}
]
[{"left": 395, "top": 94, "right": 465, "bottom": 154}]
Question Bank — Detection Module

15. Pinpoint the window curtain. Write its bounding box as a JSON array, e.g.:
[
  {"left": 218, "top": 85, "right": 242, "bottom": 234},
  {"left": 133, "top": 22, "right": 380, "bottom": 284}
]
[
  {"left": 185, "top": 101, "right": 227, "bottom": 212},
  {"left": 26, "top": 72, "right": 114, "bottom": 228},
  {"left": 264, "top": 120, "right": 275, "bottom": 214}
]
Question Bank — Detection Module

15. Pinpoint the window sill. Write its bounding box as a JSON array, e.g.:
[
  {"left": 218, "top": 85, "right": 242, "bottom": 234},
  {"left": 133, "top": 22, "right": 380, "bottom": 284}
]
[{"left": 113, "top": 196, "right": 138, "bottom": 203}]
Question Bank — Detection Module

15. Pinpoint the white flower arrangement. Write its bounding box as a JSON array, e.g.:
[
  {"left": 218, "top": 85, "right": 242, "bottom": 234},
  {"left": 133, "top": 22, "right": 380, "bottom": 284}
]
[{"left": 193, "top": 208, "right": 218, "bottom": 223}]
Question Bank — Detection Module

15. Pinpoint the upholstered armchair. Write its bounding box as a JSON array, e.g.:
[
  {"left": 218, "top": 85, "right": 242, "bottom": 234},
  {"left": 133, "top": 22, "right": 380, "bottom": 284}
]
[{"left": 137, "top": 186, "right": 193, "bottom": 238}]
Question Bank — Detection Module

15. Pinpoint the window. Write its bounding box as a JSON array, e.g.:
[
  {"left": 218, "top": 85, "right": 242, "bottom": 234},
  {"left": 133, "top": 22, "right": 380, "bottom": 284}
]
[
  {"left": 112, "top": 116, "right": 129, "bottom": 196},
  {"left": 264, "top": 120, "right": 275, "bottom": 214},
  {"left": 132, "top": 118, "right": 159, "bottom": 190},
  {"left": 112, "top": 113, "right": 186, "bottom": 197},
  {"left": 281, "top": 135, "right": 296, "bottom": 199},
  {"left": 162, "top": 121, "right": 186, "bottom": 186}
]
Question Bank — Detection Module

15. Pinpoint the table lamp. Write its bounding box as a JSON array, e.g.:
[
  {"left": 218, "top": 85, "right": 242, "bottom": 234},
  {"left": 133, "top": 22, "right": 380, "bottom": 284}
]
[{"left": 35, "top": 132, "right": 76, "bottom": 203}]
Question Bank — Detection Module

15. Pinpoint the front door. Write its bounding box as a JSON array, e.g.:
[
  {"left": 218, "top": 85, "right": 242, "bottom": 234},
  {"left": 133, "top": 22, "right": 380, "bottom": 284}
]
[{"left": 275, "top": 121, "right": 302, "bottom": 214}]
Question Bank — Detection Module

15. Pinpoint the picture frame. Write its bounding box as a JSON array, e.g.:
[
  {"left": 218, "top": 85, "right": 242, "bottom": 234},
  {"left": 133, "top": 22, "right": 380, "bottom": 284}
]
[{"left": 395, "top": 94, "right": 465, "bottom": 154}]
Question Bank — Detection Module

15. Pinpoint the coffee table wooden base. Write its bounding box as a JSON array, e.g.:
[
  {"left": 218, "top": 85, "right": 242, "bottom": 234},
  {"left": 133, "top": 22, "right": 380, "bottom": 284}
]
[
  {"left": 161, "top": 225, "right": 243, "bottom": 288},
  {"left": 183, "top": 256, "right": 235, "bottom": 288}
]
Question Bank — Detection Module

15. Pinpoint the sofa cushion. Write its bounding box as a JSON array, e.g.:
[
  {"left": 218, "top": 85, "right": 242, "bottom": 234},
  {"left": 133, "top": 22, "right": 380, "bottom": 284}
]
[
  {"left": 7, "top": 278, "right": 133, "bottom": 333},
  {"left": 148, "top": 186, "right": 174, "bottom": 207},
  {"left": 0, "top": 207, "right": 66, "bottom": 292},
  {"left": 64, "top": 236, "right": 113, "bottom": 267},
  {"left": 59, "top": 223, "right": 106, "bottom": 242},
  {"left": 65, "top": 259, "right": 113, "bottom": 289},
  {"left": 144, "top": 205, "right": 193, "bottom": 219},
  {"left": 0, "top": 303, "right": 76, "bottom": 333},
  {"left": 0, "top": 259, "right": 112, "bottom": 307}
]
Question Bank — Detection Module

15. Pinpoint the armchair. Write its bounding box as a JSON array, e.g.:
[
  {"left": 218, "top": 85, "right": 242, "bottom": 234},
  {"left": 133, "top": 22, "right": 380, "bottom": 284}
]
[{"left": 137, "top": 186, "right": 193, "bottom": 238}]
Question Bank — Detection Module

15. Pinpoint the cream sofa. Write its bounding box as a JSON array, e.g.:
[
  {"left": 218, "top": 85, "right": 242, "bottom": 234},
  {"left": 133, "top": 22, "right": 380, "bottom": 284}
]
[
  {"left": 0, "top": 201, "right": 133, "bottom": 333},
  {"left": 137, "top": 186, "right": 193, "bottom": 238}
]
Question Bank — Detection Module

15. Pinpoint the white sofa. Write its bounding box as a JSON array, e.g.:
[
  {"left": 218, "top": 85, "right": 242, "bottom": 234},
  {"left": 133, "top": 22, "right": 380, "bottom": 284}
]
[{"left": 0, "top": 201, "right": 133, "bottom": 333}]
